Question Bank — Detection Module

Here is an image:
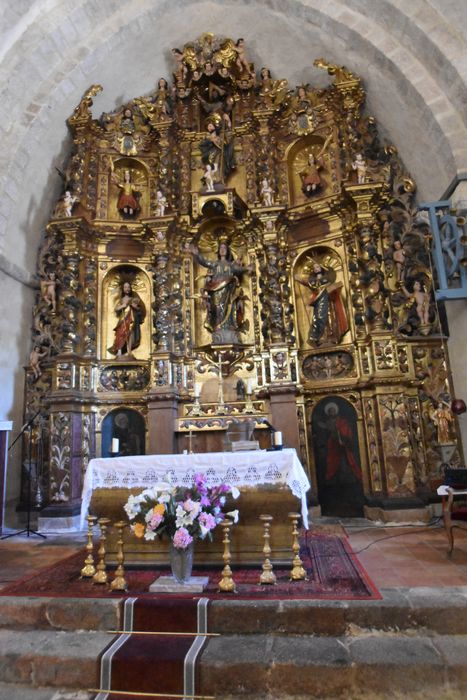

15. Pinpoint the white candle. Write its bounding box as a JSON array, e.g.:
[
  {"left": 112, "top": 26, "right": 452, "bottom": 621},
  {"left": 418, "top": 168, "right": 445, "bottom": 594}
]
[
  {"left": 194, "top": 382, "right": 201, "bottom": 398},
  {"left": 111, "top": 438, "right": 119, "bottom": 453},
  {"left": 273, "top": 431, "right": 283, "bottom": 446},
  {"left": 246, "top": 379, "right": 254, "bottom": 394}
]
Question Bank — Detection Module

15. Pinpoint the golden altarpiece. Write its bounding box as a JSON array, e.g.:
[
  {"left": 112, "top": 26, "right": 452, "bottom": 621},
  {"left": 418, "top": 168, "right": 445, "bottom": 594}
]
[{"left": 23, "top": 34, "right": 461, "bottom": 533}]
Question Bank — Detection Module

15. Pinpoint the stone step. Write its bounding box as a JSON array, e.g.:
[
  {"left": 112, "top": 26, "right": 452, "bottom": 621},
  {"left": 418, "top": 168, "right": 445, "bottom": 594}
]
[
  {"left": 0, "top": 596, "right": 120, "bottom": 631},
  {"left": 1, "top": 587, "right": 467, "bottom": 635},
  {"left": 0, "top": 684, "right": 93, "bottom": 700},
  {"left": 0, "top": 629, "right": 109, "bottom": 689},
  {"left": 199, "top": 633, "right": 467, "bottom": 698},
  {"left": 0, "top": 627, "right": 466, "bottom": 698}
]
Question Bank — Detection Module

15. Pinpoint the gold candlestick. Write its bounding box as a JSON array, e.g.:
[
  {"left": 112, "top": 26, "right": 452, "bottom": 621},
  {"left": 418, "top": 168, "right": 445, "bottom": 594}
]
[
  {"left": 188, "top": 395, "right": 203, "bottom": 417},
  {"left": 243, "top": 388, "right": 255, "bottom": 414},
  {"left": 288, "top": 513, "right": 307, "bottom": 581},
  {"left": 93, "top": 517, "right": 111, "bottom": 585},
  {"left": 80, "top": 515, "right": 97, "bottom": 578},
  {"left": 259, "top": 514, "right": 276, "bottom": 585},
  {"left": 110, "top": 521, "right": 128, "bottom": 591},
  {"left": 218, "top": 519, "right": 236, "bottom": 593}
]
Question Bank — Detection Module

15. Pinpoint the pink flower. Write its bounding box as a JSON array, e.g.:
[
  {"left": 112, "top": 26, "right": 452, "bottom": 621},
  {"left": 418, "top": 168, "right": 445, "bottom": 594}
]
[
  {"left": 149, "top": 512, "right": 164, "bottom": 529},
  {"left": 199, "top": 512, "right": 216, "bottom": 531},
  {"left": 173, "top": 527, "right": 193, "bottom": 549}
]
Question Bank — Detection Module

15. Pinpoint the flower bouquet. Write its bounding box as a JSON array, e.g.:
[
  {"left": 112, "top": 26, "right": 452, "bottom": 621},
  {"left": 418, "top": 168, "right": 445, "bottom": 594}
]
[{"left": 124, "top": 473, "right": 240, "bottom": 550}]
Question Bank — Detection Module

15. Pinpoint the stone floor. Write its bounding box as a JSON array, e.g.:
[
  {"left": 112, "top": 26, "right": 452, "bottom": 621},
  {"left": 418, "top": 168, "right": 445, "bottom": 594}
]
[
  {"left": 0, "top": 517, "right": 466, "bottom": 590},
  {"left": 0, "top": 518, "right": 466, "bottom": 699}
]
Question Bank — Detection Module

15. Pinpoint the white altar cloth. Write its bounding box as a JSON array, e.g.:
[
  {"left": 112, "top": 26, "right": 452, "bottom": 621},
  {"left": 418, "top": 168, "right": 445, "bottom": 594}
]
[{"left": 80, "top": 448, "right": 310, "bottom": 529}]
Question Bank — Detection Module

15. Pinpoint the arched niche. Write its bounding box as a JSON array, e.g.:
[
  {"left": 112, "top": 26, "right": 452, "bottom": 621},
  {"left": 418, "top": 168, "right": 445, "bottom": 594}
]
[
  {"left": 106, "top": 156, "right": 150, "bottom": 221},
  {"left": 286, "top": 133, "right": 337, "bottom": 207},
  {"left": 100, "top": 265, "right": 151, "bottom": 361},
  {"left": 311, "top": 396, "right": 365, "bottom": 517},
  {"left": 101, "top": 407, "right": 146, "bottom": 458},
  {"left": 191, "top": 219, "right": 253, "bottom": 348},
  {"left": 292, "top": 246, "right": 349, "bottom": 349}
]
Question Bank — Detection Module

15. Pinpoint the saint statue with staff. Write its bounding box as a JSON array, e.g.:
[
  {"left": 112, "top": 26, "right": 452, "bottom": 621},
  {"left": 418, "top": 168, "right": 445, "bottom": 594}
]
[
  {"left": 295, "top": 258, "right": 348, "bottom": 346},
  {"left": 199, "top": 112, "right": 236, "bottom": 186}
]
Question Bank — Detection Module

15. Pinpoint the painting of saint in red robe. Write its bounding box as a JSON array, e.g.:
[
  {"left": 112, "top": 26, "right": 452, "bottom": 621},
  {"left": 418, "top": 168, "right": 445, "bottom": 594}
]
[{"left": 312, "top": 397, "right": 364, "bottom": 517}]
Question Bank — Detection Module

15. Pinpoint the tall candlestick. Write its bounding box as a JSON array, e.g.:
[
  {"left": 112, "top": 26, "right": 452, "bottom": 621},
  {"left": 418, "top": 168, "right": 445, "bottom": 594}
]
[
  {"left": 194, "top": 382, "right": 201, "bottom": 398},
  {"left": 246, "top": 378, "right": 254, "bottom": 394}
]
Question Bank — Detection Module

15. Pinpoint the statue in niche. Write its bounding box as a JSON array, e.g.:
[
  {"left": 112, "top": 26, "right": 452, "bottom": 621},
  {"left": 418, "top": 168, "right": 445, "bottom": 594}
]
[
  {"left": 296, "top": 137, "right": 332, "bottom": 197},
  {"left": 108, "top": 281, "right": 146, "bottom": 358},
  {"left": 199, "top": 113, "right": 236, "bottom": 185},
  {"left": 188, "top": 238, "right": 251, "bottom": 344},
  {"left": 118, "top": 108, "right": 138, "bottom": 156},
  {"left": 295, "top": 260, "right": 348, "bottom": 346},
  {"left": 430, "top": 401, "right": 455, "bottom": 445},
  {"left": 260, "top": 178, "right": 274, "bottom": 207},
  {"left": 111, "top": 166, "right": 141, "bottom": 218}
]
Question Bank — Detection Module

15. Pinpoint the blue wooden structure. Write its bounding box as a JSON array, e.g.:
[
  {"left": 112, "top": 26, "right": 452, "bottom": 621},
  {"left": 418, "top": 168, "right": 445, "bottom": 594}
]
[{"left": 419, "top": 199, "right": 467, "bottom": 301}]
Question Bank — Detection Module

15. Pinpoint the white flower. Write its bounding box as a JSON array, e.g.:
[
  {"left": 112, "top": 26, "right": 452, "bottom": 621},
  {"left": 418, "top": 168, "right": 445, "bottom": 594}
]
[
  {"left": 227, "top": 509, "right": 239, "bottom": 523},
  {"left": 231, "top": 486, "right": 240, "bottom": 499},
  {"left": 199, "top": 523, "right": 209, "bottom": 538},
  {"left": 144, "top": 529, "right": 157, "bottom": 541},
  {"left": 175, "top": 504, "right": 194, "bottom": 528},
  {"left": 158, "top": 493, "right": 171, "bottom": 504},
  {"left": 145, "top": 510, "right": 153, "bottom": 523},
  {"left": 153, "top": 481, "right": 172, "bottom": 493}
]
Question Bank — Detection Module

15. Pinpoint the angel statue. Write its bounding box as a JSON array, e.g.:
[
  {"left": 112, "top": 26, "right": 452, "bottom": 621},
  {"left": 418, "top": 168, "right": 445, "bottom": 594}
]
[
  {"left": 295, "top": 260, "right": 348, "bottom": 346},
  {"left": 299, "top": 137, "right": 332, "bottom": 197}
]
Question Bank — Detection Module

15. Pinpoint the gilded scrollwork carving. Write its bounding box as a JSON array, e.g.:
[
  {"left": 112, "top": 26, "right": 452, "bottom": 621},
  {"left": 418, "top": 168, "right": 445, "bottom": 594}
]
[
  {"left": 99, "top": 365, "right": 150, "bottom": 392},
  {"left": 49, "top": 412, "right": 71, "bottom": 503},
  {"left": 23, "top": 33, "right": 458, "bottom": 521}
]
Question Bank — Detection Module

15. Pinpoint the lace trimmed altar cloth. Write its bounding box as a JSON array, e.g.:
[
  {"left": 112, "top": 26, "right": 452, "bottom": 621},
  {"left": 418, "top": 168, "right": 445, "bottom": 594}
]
[{"left": 80, "top": 448, "right": 310, "bottom": 529}]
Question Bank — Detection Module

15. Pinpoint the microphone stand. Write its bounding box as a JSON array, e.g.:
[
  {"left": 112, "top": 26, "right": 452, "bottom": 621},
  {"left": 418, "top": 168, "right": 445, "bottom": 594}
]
[{"left": 1, "top": 408, "right": 47, "bottom": 540}]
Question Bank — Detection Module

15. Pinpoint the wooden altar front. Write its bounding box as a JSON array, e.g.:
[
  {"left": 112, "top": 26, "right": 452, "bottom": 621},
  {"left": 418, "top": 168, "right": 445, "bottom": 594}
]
[{"left": 83, "top": 449, "right": 310, "bottom": 565}]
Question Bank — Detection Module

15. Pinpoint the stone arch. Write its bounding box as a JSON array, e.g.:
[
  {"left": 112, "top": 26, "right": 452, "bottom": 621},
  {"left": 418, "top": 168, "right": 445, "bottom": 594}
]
[
  {"left": 292, "top": 246, "right": 349, "bottom": 349},
  {"left": 310, "top": 395, "right": 365, "bottom": 517},
  {"left": 100, "top": 406, "right": 146, "bottom": 458},
  {"left": 101, "top": 265, "right": 151, "bottom": 360}
]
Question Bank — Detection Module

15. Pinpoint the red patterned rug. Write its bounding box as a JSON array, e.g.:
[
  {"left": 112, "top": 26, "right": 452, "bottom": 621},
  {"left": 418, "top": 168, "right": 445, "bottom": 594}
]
[{"left": 0, "top": 532, "right": 380, "bottom": 600}]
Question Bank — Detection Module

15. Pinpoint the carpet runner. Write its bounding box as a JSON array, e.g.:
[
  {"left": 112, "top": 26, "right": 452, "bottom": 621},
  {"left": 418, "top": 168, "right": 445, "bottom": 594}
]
[
  {"left": 0, "top": 532, "right": 381, "bottom": 600},
  {"left": 95, "top": 597, "right": 210, "bottom": 700}
]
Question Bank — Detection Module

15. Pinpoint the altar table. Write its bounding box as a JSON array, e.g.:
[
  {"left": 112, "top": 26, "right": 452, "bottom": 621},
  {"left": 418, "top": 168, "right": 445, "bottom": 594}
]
[{"left": 80, "top": 448, "right": 310, "bottom": 530}]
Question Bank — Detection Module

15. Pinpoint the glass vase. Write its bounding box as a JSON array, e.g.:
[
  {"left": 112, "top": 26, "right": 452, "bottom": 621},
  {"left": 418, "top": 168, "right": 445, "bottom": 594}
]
[{"left": 169, "top": 541, "right": 194, "bottom": 584}]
